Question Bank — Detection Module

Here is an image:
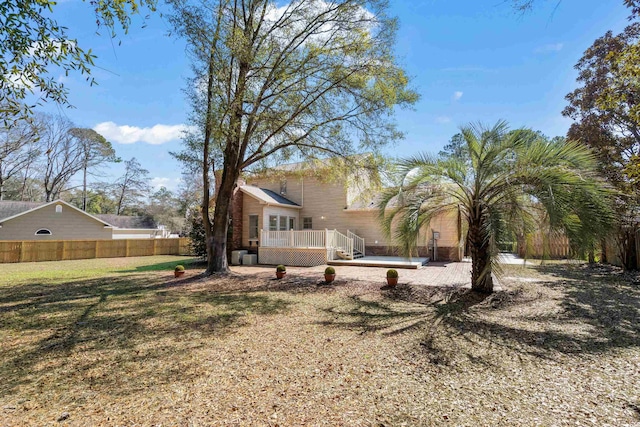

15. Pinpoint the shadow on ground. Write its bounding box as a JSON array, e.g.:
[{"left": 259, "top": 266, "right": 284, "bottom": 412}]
[
  {"left": 0, "top": 272, "right": 290, "bottom": 397},
  {"left": 121, "top": 257, "right": 203, "bottom": 272},
  {"left": 315, "top": 263, "right": 640, "bottom": 363}
]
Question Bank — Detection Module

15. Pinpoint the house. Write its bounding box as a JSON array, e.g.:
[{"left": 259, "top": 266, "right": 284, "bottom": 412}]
[
  {"left": 228, "top": 160, "right": 463, "bottom": 266},
  {"left": 0, "top": 200, "right": 169, "bottom": 240}
]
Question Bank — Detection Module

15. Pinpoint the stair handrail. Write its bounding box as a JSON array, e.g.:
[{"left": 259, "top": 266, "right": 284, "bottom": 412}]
[
  {"left": 347, "top": 230, "right": 365, "bottom": 257},
  {"left": 332, "top": 229, "right": 353, "bottom": 259}
]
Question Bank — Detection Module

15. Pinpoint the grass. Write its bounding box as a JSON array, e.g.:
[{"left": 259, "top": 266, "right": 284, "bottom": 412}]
[{"left": 0, "top": 256, "right": 639, "bottom": 425}]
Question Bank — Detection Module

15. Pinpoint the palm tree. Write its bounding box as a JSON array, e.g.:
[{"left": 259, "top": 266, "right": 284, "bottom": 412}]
[{"left": 379, "top": 121, "right": 612, "bottom": 293}]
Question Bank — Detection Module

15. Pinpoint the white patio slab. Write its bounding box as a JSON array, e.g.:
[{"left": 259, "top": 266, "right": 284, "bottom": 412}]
[{"left": 327, "top": 256, "right": 429, "bottom": 269}]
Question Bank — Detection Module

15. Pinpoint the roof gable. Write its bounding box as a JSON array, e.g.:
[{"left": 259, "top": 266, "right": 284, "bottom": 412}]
[{"left": 0, "top": 200, "right": 113, "bottom": 227}]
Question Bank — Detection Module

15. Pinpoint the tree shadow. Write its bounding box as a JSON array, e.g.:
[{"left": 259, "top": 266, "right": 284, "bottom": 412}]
[
  {"left": 530, "top": 263, "right": 640, "bottom": 351},
  {"left": 0, "top": 272, "right": 290, "bottom": 398},
  {"left": 121, "top": 257, "right": 203, "bottom": 272},
  {"left": 315, "top": 262, "right": 640, "bottom": 366}
]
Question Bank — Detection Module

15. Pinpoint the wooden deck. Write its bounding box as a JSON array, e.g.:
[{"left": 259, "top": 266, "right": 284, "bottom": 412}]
[{"left": 327, "top": 256, "right": 429, "bottom": 269}]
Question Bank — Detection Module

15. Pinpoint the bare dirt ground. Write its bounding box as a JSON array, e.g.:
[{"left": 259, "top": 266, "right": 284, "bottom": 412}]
[{"left": 1, "top": 257, "right": 639, "bottom": 426}]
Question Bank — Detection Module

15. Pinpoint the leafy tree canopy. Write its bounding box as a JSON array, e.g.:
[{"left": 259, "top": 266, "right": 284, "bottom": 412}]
[
  {"left": 0, "top": 0, "right": 156, "bottom": 120},
  {"left": 379, "top": 121, "right": 613, "bottom": 293}
]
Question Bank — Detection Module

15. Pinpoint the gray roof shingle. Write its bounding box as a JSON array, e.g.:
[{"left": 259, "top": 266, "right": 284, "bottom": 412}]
[
  {"left": 95, "top": 214, "right": 157, "bottom": 229},
  {"left": 0, "top": 201, "right": 45, "bottom": 221},
  {"left": 239, "top": 186, "right": 301, "bottom": 207}
]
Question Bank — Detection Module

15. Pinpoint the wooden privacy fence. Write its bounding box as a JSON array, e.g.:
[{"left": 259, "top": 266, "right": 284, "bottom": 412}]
[
  {"left": 603, "top": 229, "right": 640, "bottom": 268},
  {"left": 517, "top": 234, "right": 571, "bottom": 259},
  {"left": 0, "top": 238, "right": 192, "bottom": 263}
]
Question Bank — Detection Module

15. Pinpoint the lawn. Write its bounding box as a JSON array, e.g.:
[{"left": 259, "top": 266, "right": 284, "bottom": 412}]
[{"left": 1, "top": 256, "right": 639, "bottom": 426}]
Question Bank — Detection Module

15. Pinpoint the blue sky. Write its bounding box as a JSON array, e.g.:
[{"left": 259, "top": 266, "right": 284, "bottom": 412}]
[{"left": 41, "top": 0, "right": 632, "bottom": 191}]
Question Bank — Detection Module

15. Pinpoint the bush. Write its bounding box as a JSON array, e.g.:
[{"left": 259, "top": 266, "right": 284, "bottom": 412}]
[
  {"left": 187, "top": 207, "right": 207, "bottom": 258},
  {"left": 325, "top": 266, "right": 335, "bottom": 275},
  {"left": 175, "top": 265, "right": 185, "bottom": 272},
  {"left": 386, "top": 269, "right": 398, "bottom": 278},
  {"left": 276, "top": 264, "right": 286, "bottom": 272}
]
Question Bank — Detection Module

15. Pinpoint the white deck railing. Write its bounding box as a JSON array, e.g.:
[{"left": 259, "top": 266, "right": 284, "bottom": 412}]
[
  {"left": 260, "top": 229, "right": 363, "bottom": 261},
  {"left": 260, "top": 230, "right": 326, "bottom": 248},
  {"left": 327, "top": 229, "right": 353, "bottom": 259},
  {"left": 347, "top": 230, "right": 365, "bottom": 256}
]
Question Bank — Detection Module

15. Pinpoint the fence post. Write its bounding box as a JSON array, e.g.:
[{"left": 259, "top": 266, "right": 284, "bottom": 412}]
[
  {"left": 153, "top": 239, "right": 158, "bottom": 256},
  {"left": 18, "top": 241, "right": 24, "bottom": 262},
  {"left": 62, "top": 240, "right": 67, "bottom": 260},
  {"left": 125, "top": 240, "right": 130, "bottom": 257}
]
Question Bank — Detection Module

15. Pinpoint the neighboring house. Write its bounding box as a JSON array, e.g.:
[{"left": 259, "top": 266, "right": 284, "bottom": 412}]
[
  {"left": 96, "top": 214, "right": 171, "bottom": 239},
  {"left": 0, "top": 200, "right": 169, "bottom": 240},
  {"left": 227, "top": 160, "right": 463, "bottom": 266}
]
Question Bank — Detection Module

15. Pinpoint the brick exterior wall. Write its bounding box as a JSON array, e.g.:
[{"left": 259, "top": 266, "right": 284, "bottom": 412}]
[{"left": 365, "top": 245, "right": 461, "bottom": 262}]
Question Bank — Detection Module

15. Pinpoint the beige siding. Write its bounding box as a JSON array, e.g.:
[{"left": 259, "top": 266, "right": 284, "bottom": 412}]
[
  {"left": 242, "top": 196, "right": 263, "bottom": 248},
  {"left": 345, "top": 210, "right": 460, "bottom": 248},
  {"left": 427, "top": 210, "right": 461, "bottom": 248},
  {"left": 0, "top": 203, "right": 112, "bottom": 241},
  {"left": 344, "top": 211, "right": 392, "bottom": 246},
  {"left": 245, "top": 173, "right": 461, "bottom": 252}
]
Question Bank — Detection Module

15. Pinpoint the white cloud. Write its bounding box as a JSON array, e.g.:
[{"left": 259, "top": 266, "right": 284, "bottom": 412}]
[
  {"left": 452, "top": 91, "right": 463, "bottom": 101},
  {"left": 435, "top": 116, "right": 452, "bottom": 124},
  {"left": 264, "top": 0, "right": 376, "bottom": 48},
  {"left": 535, "top": 43, "right": 564, "bottom": 54},
  {"left": 151, "top": 177, "right": 181, "bottom": 191},
  {"left": 93, "top": 121, "right": 187, "bottom": 145}
]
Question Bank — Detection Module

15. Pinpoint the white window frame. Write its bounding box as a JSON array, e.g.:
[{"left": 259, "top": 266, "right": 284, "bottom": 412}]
[
  {"left": 302, "top": 217, "right": 313, "bottom": 230},
  {"left": 269, "top": 215, "right": 278, "bottom": 231},
  {"left": 35, "top": 229, "right": 52, "bottom": 235},
  {"left": 279, "top": 216, "right": 288, "bottom": 231}
]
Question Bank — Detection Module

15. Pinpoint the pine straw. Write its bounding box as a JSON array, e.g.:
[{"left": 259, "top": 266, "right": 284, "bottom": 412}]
[{"left": 1, "top": 262, "right": 639, "bottom": 426}]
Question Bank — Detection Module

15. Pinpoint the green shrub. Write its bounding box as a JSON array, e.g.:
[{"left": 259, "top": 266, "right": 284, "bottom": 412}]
[
  {"left": 187, "top": 207, "right": 207, "bottom": 258},
  {"left": 325, "top": 266, "right": 335, "bottom": 275},
  {"left": 276, "top": 264, "right": 286, "bottom": 272},
  {"left": 386, "top": 269, "right": 398, "bottom": 278},
  {"left": 175, "top": 265, "right": 185, "bottom": 272}
]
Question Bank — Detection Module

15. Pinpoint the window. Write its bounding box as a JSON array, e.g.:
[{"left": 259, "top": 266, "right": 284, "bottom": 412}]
[
  {"left": 35, "top": 229, "right": 52, "bottom": 235},
  {"left": 303, "top": 217, "right": 313, "bottom": 230},
  {"left": 249, "top": 215, "right": 259, "bottom": 240},
  {"left": 55, "top": 205, "right": 62, "bottom": 213},
  {"left": 288, "top": 217, "right": 295, "bottom": 231},
  {"left": 280, "top": 180, "right": 287, "bottom": 195},
  {"left": 279, "top": 216, "right": 288, "bottom": 231},
  {"left": 269, "top": 215, "right": 278, "bottom": 231}
]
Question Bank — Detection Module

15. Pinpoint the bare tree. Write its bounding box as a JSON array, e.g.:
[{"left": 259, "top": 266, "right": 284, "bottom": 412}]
[
  {"left": 37, "top": 114, "right": 116, "bottom": 202},
  {"left": 111, "top": 157, "right": 150, "bottom": 215},
  {"left": 38, "top": 114, "right": 84, "bottom": 201},
  {"left": 0, "top": 108, "right": 41, "bottom": 200},
  {"left": 169, "top": 0, "right": 418, "bottom": 273}
]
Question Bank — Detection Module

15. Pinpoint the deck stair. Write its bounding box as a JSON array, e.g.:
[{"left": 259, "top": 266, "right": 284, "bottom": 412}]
[{"left": 347, "top": 230, "right": 365, "bottom": 259}]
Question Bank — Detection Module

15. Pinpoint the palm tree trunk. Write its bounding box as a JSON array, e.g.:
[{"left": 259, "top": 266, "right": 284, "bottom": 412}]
[{"left": 468, "top": 220, "right": 494, "bottom": 293}]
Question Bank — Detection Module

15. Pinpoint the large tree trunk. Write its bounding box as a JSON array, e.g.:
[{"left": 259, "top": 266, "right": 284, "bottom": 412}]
[
  {"left": 207, "top": 166, "right": 238, "bottom": 274},
  {"left": 600, "top": 238, "right": 608, "bottom": 264},
  {"left": 621, "top": 227, "right": 639, "bottom": 271},
  {"left": 468, "top": 219, "right": 494, "bottom": 293}
]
